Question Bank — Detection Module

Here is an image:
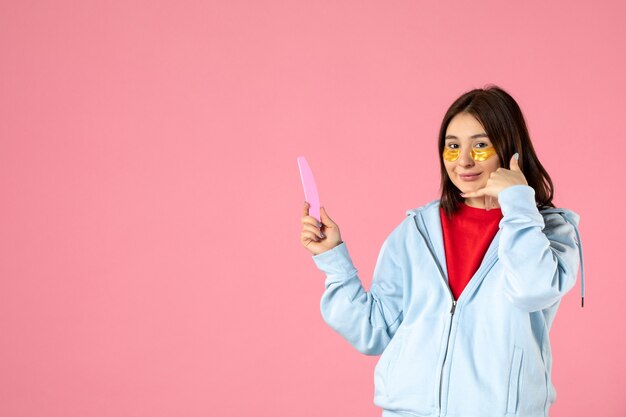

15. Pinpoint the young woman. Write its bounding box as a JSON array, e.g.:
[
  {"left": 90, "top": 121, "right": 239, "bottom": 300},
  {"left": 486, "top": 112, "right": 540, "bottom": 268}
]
[{"left": 299, "top": 85, "right": 584, "bottom": 417}]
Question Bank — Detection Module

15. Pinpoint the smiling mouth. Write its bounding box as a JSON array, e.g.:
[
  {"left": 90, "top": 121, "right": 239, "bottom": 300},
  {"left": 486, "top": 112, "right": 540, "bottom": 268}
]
[{"left": 458, "top": 173, "right": 481, "bottom": 180}]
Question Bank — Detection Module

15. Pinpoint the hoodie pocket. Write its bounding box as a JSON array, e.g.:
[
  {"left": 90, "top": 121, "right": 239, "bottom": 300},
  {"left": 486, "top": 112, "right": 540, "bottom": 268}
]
[
  {"left": 375, "top": 324, "right": 443, "bottom": 414},
  {"left": 374, "top": 333, "right": 406, "bottom": 404},
  {"left": 506, "top": 346, "right": 524, "bottom": 415}
]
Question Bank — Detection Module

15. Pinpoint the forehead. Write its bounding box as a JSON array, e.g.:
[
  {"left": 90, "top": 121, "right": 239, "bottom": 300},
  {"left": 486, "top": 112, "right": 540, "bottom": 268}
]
[{"left": 445, "top": 113, "right": 487, "bottom": 138}]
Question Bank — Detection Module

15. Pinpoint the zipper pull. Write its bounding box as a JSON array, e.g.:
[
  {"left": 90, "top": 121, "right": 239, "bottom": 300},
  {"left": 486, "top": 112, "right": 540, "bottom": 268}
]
[{"left": 450, "top": 300, "right": 457, "bottom": 315}]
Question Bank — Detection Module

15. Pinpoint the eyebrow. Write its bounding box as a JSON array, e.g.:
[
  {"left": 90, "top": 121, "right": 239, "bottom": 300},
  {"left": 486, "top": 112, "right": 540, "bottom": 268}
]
[{"left": 444, "top": 133, "right": 489, "bottom": 140}]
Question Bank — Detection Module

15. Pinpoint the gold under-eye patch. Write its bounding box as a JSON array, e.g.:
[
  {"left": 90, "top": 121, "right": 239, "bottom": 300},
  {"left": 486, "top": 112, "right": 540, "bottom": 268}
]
[
  {"left": 442, "top": 147, "right": 497, "bottom": 162},
  {"left": 442, "top": 148, "right": 460, "bottom": 161},
  {"left": 470, "top": 147, "right": 497, "bottom": 161}
]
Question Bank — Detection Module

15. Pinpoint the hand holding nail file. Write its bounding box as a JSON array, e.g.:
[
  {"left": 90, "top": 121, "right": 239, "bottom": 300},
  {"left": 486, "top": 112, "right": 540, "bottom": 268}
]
[
  {"left": 298, "top": 156, "right": 343, "bottom": 255},
  {"left": 297, "top": 156, "right": 321, "bottom": 222}
]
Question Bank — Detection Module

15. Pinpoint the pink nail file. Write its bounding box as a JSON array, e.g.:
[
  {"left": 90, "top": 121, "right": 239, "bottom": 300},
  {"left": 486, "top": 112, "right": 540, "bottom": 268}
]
[{"left": 297, "top": 156, "right": 321, "bottom": 222}]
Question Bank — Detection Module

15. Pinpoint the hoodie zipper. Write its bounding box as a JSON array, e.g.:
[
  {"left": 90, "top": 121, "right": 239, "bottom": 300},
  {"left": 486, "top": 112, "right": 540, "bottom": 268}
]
[
  {"left": 412, "top": 214, "right": 457, "bottom": 415},
  {"left": 413, "top": 212, "right": 498, "bottom": 416},
  {"left": 439, "top": 299, "right": 456, "bottom": 414}
]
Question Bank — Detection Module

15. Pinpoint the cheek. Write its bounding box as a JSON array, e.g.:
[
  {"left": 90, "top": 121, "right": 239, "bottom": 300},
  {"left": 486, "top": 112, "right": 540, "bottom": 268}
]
[
  {"left": 483, "top": 157, "right": 501, "bottom": 175},
  {"left": 443, "top": 160, "right": 455, "bottom": 175}
]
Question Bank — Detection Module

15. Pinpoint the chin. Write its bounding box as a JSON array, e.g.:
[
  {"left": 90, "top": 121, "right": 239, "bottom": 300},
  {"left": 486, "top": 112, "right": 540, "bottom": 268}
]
[
  {"left": 458, "top": 186, "right": 485, "bottom": 196},
  {"left": 453, "top": 182, "right": 473, "bottom": 193}
]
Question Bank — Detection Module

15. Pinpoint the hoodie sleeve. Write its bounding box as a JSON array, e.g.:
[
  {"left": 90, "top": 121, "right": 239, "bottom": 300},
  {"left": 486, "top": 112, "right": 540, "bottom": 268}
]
[
  {"left": 497, "top": 185, "right": 581, "bottom": 312},
  {"left": 311, "top": 238, "right": 404, "bottom": 355}
]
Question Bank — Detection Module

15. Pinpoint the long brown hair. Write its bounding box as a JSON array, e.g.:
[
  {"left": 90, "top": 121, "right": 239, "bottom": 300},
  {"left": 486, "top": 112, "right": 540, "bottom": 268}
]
[{"left": 438, "top": 85, "right": 555, "bottom": 218}]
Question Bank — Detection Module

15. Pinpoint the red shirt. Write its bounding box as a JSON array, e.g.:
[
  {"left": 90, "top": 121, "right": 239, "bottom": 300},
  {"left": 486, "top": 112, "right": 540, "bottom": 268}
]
[{"left": 440, "top": 203, "right": 502, "bottom": 300}]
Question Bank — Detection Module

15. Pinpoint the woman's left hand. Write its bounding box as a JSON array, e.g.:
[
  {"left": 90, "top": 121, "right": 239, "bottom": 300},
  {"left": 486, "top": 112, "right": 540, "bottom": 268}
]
[{"left": 461, "top": 154, "right": 528, "bottom": 201}]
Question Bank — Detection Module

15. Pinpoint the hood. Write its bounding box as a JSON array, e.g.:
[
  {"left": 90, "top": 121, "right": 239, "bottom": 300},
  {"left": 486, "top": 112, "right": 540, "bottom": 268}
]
[{"left": 539, "top": 207, "right": 585, "bottom": 307}]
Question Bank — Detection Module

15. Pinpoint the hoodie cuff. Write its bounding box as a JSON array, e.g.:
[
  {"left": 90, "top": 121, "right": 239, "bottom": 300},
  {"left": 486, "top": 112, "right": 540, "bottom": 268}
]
[
  {"left": 497, "top": 185, "right": 544, "bottom": 226},
  {"left": 312, "top": 241, "right": 358, "bottom": 276}
]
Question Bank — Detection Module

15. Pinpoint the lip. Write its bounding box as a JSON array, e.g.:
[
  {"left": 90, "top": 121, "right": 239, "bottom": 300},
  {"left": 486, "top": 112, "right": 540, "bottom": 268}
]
[{"left": 458, "top": 173, "right": 482, "bottom": 181}]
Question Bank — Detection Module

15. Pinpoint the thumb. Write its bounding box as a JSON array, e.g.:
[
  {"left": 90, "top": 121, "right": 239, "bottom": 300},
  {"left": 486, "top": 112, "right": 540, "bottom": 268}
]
[
  {"left": 509, "top": 152, "right": 521, "bottom": 171},
  {"left": 320, "top": 206, "right": 336, "bottom": 226}
]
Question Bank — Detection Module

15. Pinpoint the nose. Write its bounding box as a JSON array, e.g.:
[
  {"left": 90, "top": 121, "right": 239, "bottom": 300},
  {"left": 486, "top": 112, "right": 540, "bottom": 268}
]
[{"left": 457, "top": 147, "right": 475, "bottom": 167}]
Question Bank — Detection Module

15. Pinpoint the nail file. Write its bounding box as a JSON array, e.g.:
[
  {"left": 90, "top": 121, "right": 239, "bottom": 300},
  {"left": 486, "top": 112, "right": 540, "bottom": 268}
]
[{"left": 297, "top": 156, "right": 321, "bottom": 222}]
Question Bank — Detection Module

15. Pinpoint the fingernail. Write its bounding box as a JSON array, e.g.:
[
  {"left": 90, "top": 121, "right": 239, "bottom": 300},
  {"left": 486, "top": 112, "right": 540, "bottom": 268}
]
[
  {"left": 320, "top": 232, "right": 325, "bottom": 238},
  {"left": 317, "top": 222, "right": 322, "bottom": 227},
  {"left": 514, "top": 152, "right": 519, "bottom": 160}
]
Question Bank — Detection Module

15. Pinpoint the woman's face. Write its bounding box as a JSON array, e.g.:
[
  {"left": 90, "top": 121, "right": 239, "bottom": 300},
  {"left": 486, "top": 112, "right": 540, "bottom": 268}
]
[{"left": 443, "top": 113, "right": 501, "bottom": 207}]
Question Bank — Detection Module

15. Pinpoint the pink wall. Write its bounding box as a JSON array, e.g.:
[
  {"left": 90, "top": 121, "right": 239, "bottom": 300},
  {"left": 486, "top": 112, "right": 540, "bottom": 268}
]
[{"left": 1, "top": 1, "right": 624, "bottom": 416}]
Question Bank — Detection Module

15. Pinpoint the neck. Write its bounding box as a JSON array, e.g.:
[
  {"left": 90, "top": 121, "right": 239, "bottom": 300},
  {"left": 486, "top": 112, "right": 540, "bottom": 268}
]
[{"left": 463, "top": 197, "right": 485, "bottom": 209}]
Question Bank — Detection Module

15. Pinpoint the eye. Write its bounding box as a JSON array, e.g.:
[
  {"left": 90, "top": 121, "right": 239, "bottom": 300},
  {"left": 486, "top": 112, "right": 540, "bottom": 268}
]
[
  {"left": 446, "top": 143, "right": 459, "bottom": 149},
  {"left": 475, "top": 142, "right": 490, "bottom": 149}
]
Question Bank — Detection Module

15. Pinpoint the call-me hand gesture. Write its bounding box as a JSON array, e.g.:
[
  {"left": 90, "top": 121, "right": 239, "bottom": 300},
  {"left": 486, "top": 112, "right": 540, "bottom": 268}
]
[{"left": 461, "top": 153, "right": 528, "bottom": 201}]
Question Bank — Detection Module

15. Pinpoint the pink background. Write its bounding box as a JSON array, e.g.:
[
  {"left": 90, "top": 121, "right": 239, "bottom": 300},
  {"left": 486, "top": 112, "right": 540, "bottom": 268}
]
[{"left": 1, "top": 1, "right": 624, "bottom": 416}]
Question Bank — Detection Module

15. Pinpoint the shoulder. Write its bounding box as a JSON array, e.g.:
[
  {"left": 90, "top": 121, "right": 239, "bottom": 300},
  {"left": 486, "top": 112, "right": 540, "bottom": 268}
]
[
  {"left": 375, "top": 199, "right": 440, "bottom": 258},
  {"left": 540, "top": 206, "right": 580, "bottom": 226},
  {"left": 384, "top": 199, "right": 441, "bottom": 241},
  {"left": 405, "top": 199, "right": 441, "bottom": 218}
]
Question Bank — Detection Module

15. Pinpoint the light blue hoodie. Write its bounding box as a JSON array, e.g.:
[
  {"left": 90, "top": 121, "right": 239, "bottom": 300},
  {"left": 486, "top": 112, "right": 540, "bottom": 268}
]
[{"left": 312, "top": 185, "right": 584, "bottom": 417}]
